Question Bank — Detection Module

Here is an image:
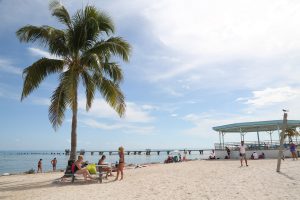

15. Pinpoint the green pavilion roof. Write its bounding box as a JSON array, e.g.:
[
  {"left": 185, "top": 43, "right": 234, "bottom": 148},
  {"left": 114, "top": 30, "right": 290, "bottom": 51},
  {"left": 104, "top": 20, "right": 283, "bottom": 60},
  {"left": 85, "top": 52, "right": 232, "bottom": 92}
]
[{"left": 212, "top": 120, "right": 300, "bottom": 133}]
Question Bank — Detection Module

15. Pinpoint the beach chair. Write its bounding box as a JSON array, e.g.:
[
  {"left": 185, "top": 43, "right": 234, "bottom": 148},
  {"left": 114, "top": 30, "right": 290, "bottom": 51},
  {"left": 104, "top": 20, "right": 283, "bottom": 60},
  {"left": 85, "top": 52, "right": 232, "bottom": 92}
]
[
  {"left": 60, "top": 160, "right": 76, "bottom": 182},
  {"left": 63, "top": 165, "right": 107, "bottom": 183}
]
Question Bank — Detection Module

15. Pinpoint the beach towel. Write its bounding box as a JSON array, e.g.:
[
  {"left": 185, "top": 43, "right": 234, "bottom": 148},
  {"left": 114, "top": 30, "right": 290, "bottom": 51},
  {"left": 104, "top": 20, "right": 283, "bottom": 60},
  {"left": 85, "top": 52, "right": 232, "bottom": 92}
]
[{"left": 86, "top": 164, "right": 97, "bottom": 174}]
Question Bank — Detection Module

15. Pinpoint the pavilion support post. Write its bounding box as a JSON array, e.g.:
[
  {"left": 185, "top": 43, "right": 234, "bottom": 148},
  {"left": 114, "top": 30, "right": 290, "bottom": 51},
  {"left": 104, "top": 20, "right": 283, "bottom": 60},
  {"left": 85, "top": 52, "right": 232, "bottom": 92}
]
[
  {"left": 239, "top": 128, "right": 244, "bottom": 141},
  {"left": 257, "top": 128, "right": 260, "bottom": 150},
  {"left": 222, "top": 132, "right": 225, "bottom": 150},
  {"left": 219, "top": 132, "right": 222, "bottom": 150},
  {"left": 269, "top": 131, "right": 273, "bottom": 147}
]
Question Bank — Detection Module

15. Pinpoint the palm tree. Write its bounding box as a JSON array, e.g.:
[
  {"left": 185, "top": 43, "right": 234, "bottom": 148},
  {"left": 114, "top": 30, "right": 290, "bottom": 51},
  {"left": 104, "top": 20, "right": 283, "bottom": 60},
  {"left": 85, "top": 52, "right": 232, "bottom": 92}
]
[
  {"left": 283, "top": 128, "right": 300, "bottom": 143},
  {"left": 16, "top": 1, "right": 131, "bottom": 160}
]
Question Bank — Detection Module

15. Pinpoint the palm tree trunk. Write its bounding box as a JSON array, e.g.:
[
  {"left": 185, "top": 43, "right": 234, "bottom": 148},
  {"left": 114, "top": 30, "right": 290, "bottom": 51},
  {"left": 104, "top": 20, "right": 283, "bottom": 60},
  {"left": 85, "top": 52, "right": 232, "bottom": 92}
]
[{"left": 70, "top": 91, "right": 78, "bottom": 161}]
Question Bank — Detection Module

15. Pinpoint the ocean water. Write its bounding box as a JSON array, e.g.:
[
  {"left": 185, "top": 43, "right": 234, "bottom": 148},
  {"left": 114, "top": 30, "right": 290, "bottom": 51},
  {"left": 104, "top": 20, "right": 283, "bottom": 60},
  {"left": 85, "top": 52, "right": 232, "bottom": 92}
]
[{"left": 0, "top": 150, "right": 210, "bottom": 174}]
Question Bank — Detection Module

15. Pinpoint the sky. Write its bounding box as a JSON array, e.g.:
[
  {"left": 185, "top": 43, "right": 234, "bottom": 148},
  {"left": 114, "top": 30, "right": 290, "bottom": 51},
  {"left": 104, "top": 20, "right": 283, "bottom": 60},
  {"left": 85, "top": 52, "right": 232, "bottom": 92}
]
[{"left": 1, "top": 0, "right": 300, "bottom": 151}]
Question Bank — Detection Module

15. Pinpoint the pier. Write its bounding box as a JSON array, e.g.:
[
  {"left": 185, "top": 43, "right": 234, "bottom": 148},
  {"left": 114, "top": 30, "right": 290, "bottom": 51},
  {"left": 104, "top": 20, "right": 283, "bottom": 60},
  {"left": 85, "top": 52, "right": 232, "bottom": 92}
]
[
  {"left": 65, "top": 149, "right": 209, "bottom": 156},
  {"left": 16, "top": 149, "right": 211, "bottom": 156}
]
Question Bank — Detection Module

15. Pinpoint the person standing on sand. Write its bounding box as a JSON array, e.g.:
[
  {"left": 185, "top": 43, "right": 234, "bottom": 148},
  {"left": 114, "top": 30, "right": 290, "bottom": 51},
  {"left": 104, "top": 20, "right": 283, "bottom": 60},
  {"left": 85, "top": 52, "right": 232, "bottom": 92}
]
[
  {"left": 37, "top": 159, "right": 42, "bottom": 173},
  {"left": 239, "top": 141, "right": 248, "bottom": 167},
  {"left": 115, "top": 146, "right": 125, "bottom": 181},
  {"left": 290, "top": 142, "right": 298, "bottom": 160},
  {"left": 51, "top": 158, "right": 57, "bottom": 172},
  {"left": 226, "top": 146, "right": 231, "bottom": 159},
  {"left": 183, "top": 149, "right": 187, "bottom": 161}
]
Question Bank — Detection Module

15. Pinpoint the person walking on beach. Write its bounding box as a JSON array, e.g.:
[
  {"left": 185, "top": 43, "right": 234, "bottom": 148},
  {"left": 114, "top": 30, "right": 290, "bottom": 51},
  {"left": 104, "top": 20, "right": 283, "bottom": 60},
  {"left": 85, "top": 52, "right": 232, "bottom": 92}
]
[
  {"left": 183, "top": 149, "right": 187, "bottom": 161},
  {"left": 290, "top": 142, "right": 298, "bottom": 160},
  {"left": 239, "top": 141, "right": 248, "bottom": 167},
  {"left": 51, "top": 157, "right": 57, "bottom": 172},
  {"left": 115, "top": 146, "right": 125, "bottom": 181},
  {"left": 37, "top": 159, "right": 43, "bottom": 173},
  {"left": 226, "top": 146, "right": 231, "bottom": 159}
]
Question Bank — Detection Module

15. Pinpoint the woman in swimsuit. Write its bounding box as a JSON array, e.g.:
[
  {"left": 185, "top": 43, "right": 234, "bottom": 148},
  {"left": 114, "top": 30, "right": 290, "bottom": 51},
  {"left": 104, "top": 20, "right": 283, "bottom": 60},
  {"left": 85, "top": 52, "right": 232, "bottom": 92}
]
[
  {"left": 37, "top": 159, "right": 42, "bottom": 173},
  {"left": 115, "top": 146, "right": 125, "bottom": 181},
  {"left": 74, "top": 155, "right": 93, "bottom": 181}
]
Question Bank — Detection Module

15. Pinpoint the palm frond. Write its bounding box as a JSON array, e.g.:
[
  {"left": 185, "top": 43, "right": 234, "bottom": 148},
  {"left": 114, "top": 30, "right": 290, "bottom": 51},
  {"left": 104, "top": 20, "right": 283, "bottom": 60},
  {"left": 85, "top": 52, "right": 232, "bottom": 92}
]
[
  {"left": 80, "top": 52, "right": 101, "bottom": 68},
  {"left": 16, "top": 25, "right": 68, "bottom": 57},
  {"left": 96, "top": 10, "right": 115, "bottom": 34},
  {"left": 49, "top": 0, "right": 72, "bottom": 29},
  {"left": 88, "top": 37, "right": 131, "bottom": 62},
  {"left": 102, "top": 62, "right": 123, "bottom": 83},
  {"left": 94, "top": 75, "right": 126, "bottom": 117},
  {"left": 81, "top": 70, "right": 96, "bottom": 110},
  {"left": 17, "top": 25, "right": 58, "bottom": 45},
  {"left": 21, "top": 58, "right": 64, "bottom": 100},
  {"left": 49, "top": 83, "right": 68, "bottom": 130}
]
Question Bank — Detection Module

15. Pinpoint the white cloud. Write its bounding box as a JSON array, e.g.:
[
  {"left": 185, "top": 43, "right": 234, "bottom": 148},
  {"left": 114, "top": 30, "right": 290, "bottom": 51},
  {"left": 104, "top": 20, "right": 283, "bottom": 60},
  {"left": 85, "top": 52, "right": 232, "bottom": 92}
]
[
  {"left": 141, "top": 104, "right": 158, "bottom": 111},
  {"left": 145, "top": 0, "right": 300, "bottom": 59},
  {"left": 28, "top": 47, "right": 60, "bottom": 59},
  {"left": 241, "top": 87, "right": 300, "bottom": 107},
  {"left": 0, "top": 58, "right": 22, "bottom": 75},
  {"left": 130, "top": 0, "right": 300, "bottom": 96},
  {"left": 80, "top": 118, "right": 155, "bottom": 135},
  {"left": 32, "top": 97, "right": 50, "bottom": 106},
  {"left": 78, "top": 98, "right": 154, "bottom": 123}
]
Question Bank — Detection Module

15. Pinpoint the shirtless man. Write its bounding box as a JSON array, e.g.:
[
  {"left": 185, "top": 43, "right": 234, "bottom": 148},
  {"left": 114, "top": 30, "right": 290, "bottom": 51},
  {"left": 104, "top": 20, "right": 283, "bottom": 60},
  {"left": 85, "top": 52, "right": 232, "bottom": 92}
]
[
  {"left": 239, "top": 141, "right": 248, "bottom": 167},
  {"left": 51, "top": 157, "right": 57, "bottom": 171}
]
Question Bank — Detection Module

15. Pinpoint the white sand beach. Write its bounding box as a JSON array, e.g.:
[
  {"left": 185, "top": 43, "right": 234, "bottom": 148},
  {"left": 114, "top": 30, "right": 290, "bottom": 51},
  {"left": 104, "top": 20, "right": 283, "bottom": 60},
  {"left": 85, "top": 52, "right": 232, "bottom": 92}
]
[{"left": 0, "top": 159, "right": 299, "bottom": 200}]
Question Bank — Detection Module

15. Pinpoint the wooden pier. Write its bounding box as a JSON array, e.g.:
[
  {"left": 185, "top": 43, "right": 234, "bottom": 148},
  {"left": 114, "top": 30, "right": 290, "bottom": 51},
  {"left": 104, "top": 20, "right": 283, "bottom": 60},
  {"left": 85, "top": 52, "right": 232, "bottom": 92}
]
[
  {"left": 68, "top": 149, "right": 210, "bottom": 156},
  {"left": 16, "top": 149, "right": 211, "bottom": 156}
]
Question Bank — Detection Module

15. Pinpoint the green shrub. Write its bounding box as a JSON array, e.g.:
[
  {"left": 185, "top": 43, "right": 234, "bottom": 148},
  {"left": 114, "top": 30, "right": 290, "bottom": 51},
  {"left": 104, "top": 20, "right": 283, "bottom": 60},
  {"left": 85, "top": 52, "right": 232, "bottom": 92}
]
[{"left": 24, "top": 168, "right": 35, "bottom": 174}]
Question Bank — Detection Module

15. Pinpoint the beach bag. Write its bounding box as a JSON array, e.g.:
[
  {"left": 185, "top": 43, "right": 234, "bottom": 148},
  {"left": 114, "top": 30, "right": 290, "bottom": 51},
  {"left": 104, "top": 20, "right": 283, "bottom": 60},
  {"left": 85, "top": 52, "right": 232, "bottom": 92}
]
[{"left": 86, "top": 164, "right": 97, "bottom": 174}]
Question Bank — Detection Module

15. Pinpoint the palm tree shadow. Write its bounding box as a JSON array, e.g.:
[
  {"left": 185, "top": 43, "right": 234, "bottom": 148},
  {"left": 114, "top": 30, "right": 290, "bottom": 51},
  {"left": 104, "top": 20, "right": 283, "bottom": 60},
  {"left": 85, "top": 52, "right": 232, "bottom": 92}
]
[
  {"left": 277, "top": 172, "right": 295, "bottom": 181},
  {"left": 0, "top": 180, "right": 59, "bottom": 192},
  {"left": 0, "top": 176, "right": 117, "bottom": 192}
]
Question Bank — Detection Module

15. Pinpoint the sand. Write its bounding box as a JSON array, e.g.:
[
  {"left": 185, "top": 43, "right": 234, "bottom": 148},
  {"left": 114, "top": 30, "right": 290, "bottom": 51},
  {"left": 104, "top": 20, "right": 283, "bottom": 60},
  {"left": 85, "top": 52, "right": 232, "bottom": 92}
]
[{"left": 0, "top": 159, "right": 299, "bottom": 200}]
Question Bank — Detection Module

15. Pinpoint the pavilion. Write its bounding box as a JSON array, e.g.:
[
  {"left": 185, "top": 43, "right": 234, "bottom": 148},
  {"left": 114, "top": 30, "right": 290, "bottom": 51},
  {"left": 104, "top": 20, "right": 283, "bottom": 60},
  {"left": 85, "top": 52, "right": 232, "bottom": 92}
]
[{"left": 212, "top": 120, "right": 300, "bottom": 156}]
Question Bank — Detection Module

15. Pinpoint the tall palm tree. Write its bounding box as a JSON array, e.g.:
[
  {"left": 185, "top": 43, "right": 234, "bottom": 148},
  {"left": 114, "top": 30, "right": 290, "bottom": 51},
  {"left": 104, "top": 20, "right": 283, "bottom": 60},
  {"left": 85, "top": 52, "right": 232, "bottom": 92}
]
[{"left": 16, "top": 1, "right": 131, "bottom": 160}]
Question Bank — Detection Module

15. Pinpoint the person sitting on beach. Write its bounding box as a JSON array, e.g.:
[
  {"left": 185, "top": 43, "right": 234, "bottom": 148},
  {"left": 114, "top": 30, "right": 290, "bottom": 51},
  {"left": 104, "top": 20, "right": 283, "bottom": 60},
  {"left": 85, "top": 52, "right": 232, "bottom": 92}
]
[
  {"left": 209, "top": 150, "right": 216, "bottom": 159},
  {"left": 239, "top": 141, "right": 248, "bottom": 167},
  {"left": 115, "top": 146, "right": 125, "bottom": 181},
  {"left": 51, "top": 157, "right": 57, "bottom": 172},
  {"left": 37, "top": 159, "right": 42, "bottom": 173},
  {"left": 259, "top": 152, "right": 265, "bottom": 159},
  {"left": 98, "top": 155, "right": 113, "bottom": 178},
  {"left": 164, "top": 156, "right": 173, "bottom": 163},
  {"left": 74, "top": 155, "right": 93, "bottom": 181},
  {"left": 251, "top": 152, "right": 258, "bottom": 160}
]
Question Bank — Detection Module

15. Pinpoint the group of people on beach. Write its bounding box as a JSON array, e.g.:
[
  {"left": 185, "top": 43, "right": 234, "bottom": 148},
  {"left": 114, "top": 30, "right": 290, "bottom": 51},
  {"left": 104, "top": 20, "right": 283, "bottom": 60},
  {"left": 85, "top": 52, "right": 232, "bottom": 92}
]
[
  {"left": 37, "top": 157, "right": 57, "bottom": 173},
  {"left": 37, "top": 146, "right": 125, "bottom": 181},
  {"left": 65, "top": 146, "right": 125, "bottom": 181}
]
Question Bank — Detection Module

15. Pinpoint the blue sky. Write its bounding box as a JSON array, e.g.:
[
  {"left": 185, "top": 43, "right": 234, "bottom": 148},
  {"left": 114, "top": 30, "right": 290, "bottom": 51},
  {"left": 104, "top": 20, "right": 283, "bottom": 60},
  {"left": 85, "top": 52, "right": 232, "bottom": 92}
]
[{"left": 1, "top": 0, "right": 300, "bottom": 150}]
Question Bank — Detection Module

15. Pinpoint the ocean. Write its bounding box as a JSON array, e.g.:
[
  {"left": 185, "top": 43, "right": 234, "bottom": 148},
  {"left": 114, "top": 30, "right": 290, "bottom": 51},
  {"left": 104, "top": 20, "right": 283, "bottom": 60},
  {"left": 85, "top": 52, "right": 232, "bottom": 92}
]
[{"left": 0, "top": 150, "right": 211, "bottom": 174}]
